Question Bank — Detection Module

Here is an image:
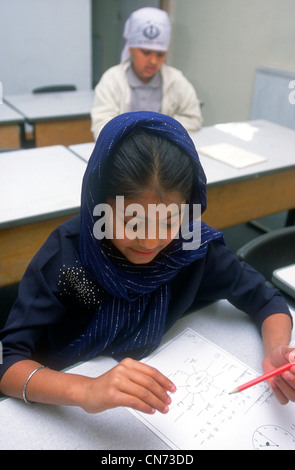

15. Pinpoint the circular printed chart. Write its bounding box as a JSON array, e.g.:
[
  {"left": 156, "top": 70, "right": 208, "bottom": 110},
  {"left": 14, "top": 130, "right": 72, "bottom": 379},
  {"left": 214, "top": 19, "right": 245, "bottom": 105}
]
[{"left": 252, "top": 425, "right": 295, "bottom": 450}]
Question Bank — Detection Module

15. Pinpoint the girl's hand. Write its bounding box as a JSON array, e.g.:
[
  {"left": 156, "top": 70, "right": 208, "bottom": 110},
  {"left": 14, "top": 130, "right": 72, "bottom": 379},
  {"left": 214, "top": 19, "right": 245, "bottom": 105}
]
[
  {"left": 262, "top": 346, "right": 295, "bottom": 405},
  {"left": 80, "top": 357, "right": 176, "bottom": 414}
]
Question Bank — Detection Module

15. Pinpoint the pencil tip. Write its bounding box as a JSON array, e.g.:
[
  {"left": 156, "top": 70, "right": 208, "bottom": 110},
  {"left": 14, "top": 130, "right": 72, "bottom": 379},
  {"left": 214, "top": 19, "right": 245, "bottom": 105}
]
[{"left": 229, "top": 388, "right": 239, "bottom": 394}]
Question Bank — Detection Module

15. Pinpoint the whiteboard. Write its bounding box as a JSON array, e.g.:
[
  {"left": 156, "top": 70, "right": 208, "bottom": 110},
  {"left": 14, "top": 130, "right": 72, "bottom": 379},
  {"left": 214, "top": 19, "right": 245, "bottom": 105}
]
[{"left": 0, "top": 0, "right": 92, "bottom": 94}]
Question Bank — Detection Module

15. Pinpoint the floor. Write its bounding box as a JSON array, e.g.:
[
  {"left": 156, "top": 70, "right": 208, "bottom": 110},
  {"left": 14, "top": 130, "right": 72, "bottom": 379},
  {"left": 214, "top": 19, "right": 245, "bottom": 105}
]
[{"left": 0, "top": 210, "right": 293, "bottom": 329}]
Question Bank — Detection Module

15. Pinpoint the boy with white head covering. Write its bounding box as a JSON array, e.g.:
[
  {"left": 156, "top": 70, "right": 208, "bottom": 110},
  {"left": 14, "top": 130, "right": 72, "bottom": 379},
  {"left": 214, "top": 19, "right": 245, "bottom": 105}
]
[
  {"left": 91, "top": 7, "right": 203, "bottom": 140},
  {"left": 120, "top": 7, "right": 171, "bottom": 61}
]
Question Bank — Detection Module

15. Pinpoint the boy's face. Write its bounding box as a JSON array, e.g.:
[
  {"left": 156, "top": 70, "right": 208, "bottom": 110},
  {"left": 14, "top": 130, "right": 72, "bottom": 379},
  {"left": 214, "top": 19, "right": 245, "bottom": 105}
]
[{"left": 129, "top": 48, "right": 166, "bottom": 83}]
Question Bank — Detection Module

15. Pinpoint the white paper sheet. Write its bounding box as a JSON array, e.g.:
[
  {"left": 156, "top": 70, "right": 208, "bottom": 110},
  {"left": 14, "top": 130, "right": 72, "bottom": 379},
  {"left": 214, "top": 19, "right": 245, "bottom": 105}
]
[
  {"left": 199, "top": 143, "right": 267, "bottom": 168},
  {"left": 129, "top": 329, "right": 295, "bottom": 450}
]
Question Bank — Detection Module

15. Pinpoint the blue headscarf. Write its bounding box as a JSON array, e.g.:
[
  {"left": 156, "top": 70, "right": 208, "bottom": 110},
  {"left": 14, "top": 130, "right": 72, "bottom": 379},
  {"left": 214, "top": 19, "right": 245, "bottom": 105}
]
[{"left": 55, "top": 112, "right": 223, "bottom": 365}]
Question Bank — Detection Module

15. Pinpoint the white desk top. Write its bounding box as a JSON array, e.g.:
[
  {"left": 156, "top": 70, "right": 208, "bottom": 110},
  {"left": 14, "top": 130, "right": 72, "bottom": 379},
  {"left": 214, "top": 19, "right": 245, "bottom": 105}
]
[
  {"left": 192, "top": 119, "right": 295, "bottom": 186},
  {"left": 0, "top": 299, "right": 294, "bottom": 450},
  {"left": 3, "top": 119, "right": 293, "bottom": 232},
  {"left": 68, "top": 142, "right": 95, "bottom": 161},
  {"left": 0, "top": 102, "right": 24, "bottom": 124},
  {"left": 272, "top": 264, "right": 295, "bottom": 299},
  {"left": 69, "top": 120, "right": 295, "bottom": 187},
  {"left": 4, "top": 90, "right": 94, "bottom": 122},
  {"left": 0, "top": 146, "right": 87, "bottom": 228}
]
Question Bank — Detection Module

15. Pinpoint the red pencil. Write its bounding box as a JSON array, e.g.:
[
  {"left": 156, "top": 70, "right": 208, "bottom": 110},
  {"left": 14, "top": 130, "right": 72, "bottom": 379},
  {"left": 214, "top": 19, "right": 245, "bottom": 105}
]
[{"left": 229, "top": 362, "right": 295, "bottom": 394}]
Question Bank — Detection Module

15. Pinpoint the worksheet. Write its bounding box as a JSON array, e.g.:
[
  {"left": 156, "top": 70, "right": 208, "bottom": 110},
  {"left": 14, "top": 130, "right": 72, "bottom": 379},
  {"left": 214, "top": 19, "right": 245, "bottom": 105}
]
[{"left": 129, "top": 329, "right": 295, "bottom": 450}]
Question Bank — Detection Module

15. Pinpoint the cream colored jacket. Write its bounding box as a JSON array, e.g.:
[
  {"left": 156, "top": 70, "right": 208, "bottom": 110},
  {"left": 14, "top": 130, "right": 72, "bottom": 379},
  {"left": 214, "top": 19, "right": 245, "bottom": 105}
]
[{"left": 91, "top": 60, "right": 203, "bottom": 140}]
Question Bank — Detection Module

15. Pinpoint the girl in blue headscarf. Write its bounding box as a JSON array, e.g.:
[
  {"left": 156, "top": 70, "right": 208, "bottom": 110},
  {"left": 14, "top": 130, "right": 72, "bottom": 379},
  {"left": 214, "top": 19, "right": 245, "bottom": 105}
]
[{"left": 0, "top": 112, "right": 294, "bottom": 414}]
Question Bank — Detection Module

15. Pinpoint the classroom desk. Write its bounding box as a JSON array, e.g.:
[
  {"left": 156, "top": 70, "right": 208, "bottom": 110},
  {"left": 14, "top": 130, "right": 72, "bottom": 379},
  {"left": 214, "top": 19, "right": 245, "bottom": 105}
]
[
  {"left": 191, "top": 120, "right": 295, "bottom": 228},
  {"left": 4, "top": 90, "right": 94, "bottom": 147},
  {"left": 0, "top": 102, "right": 24, "bottom": 149},
  {"left": 2, "top": 119, "right": 294, "bottom": 286},
  {"left": 0, "top": 146, "right": 87, "bottom": 286},
  {"left": 69, "top": 119, "right": 295, "bottom": 230},
  {"left": 0, "top": 299, "right": 294, "bottom": 450}
]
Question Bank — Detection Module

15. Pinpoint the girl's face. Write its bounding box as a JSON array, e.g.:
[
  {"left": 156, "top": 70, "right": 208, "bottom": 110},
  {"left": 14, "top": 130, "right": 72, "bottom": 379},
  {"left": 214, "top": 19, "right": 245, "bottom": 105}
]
[
  {"left": 108, "top": 189, "right": 185, "bottom": 264},
  {"left": 129, "top": 48, "right": 166, "bottom": 83}
]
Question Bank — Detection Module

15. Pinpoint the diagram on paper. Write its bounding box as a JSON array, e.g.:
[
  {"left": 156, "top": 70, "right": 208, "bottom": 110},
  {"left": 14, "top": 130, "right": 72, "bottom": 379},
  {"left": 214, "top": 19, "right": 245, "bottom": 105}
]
[
  {"left": 252, "top": 425, "right": 295, "bottom": 450},
  {"left": 129, "top": 329, "right": 295, "bottom": 450}
]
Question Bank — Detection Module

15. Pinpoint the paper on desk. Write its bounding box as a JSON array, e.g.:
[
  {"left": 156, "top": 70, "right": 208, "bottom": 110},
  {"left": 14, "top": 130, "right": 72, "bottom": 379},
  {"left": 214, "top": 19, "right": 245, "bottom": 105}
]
[
  {"left": 128, "top": 328, "right": 295, "bottom": 450},
  {"left": 199, "top": 143, "right": 267, "bottom": 168}
]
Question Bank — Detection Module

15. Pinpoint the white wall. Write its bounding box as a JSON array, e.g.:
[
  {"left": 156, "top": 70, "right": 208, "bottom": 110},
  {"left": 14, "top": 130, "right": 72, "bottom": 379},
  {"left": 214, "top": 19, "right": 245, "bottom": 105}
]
[
  {"left": 168, "top": 0, "right": 295, "bottom": 125},
  {"left": 0, "top": 0, "right": 92, "bottom": 94}
]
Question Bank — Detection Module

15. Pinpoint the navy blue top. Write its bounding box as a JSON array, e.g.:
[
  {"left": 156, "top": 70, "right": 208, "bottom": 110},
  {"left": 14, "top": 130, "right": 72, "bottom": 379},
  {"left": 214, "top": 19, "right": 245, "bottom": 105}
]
[{"left": 0, "top": 215, "right": 291, "bottom": 379}]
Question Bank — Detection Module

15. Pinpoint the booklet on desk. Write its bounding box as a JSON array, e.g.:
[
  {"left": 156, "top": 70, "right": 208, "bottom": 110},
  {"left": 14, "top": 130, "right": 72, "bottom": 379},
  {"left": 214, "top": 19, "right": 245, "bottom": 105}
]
[{"left": 199, "top": 142, "right": 267, "bottom": 169}]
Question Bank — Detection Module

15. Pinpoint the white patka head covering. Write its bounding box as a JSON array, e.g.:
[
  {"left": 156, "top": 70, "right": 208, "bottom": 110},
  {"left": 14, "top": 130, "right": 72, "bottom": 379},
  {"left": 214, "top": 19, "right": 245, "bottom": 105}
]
[{"left": 121, "top": 7, "right": 171, "bottom": 62}]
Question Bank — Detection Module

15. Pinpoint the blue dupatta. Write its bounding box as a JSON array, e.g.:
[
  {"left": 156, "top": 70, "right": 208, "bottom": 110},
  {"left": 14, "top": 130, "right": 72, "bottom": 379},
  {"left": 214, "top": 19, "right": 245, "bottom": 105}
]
[{"left": 55, "top": 112, "right": 223, "bottom": 365}]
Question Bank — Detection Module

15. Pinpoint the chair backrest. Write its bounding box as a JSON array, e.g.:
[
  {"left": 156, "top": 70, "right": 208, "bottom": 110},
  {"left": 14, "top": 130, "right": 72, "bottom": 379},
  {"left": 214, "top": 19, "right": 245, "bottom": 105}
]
[
  {"left": 250, "top": 66, "right": 295, "bottom": 130},
  {"left": 237, "top": 226, "right": 295, "bottom": 282},
  {"left": 32, "top": 84, "right": 77, "bottom": 94}
]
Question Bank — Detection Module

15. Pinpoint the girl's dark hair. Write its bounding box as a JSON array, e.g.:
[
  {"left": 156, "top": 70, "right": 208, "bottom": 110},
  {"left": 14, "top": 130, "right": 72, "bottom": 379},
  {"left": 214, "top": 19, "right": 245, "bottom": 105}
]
[{"left": 102, "top": 129, "right": 194, "bottom": 202}]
